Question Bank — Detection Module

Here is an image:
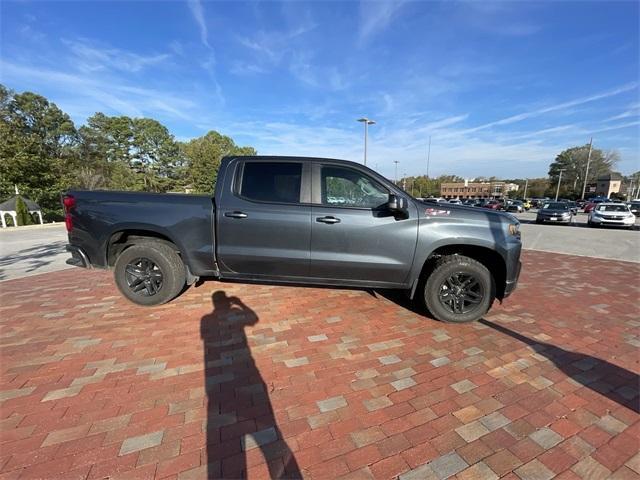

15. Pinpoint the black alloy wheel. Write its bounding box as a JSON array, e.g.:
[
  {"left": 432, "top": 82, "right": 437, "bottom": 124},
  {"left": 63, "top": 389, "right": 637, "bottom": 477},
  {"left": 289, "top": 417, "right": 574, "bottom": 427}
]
[
  {"left": 125, "top": 257, "right": 164, "bottom": 296},
  {"left": 437, "top": 272, "right": 484, "bottom": 315}
]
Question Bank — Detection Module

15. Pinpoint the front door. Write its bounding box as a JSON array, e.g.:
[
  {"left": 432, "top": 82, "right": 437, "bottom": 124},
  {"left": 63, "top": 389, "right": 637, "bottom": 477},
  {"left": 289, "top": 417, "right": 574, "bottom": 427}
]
[
  {"left": 216, "top": 160, "right": 311, "bottom": 278},
  {"left": 309, "top": 163, "right": 418, "bottom": 285}
]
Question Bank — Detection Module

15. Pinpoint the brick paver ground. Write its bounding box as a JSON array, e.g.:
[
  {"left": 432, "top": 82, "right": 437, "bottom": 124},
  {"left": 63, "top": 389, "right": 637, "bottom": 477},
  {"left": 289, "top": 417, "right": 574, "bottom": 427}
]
[{"left": 0, "top": 250, "right": 638, "bottom": 480}]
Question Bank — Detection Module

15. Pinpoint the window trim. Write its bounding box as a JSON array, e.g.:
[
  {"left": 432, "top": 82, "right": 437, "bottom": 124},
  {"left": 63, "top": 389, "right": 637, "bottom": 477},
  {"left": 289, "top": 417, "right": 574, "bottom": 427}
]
[
  {"left": 232, "top": 160, "right": 311, "bottom": 206},
  {"left": 312, "top": 162, "right": 391, "bottom": 210}
]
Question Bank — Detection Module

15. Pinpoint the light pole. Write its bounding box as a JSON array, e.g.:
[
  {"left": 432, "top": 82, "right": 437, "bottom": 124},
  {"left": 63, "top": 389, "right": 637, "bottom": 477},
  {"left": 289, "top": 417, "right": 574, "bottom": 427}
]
[
  {"left": 426, "top": 135, "right": 431, "bottom": 178},
  {"left": 357, "top": 117, "right": 376, "bottom": 166},
  {"left": 555, "top": 169, "right": 566, "bottom": 201},
  {"left": 393, "top": 160, "right": 399, "bottom": 184}
]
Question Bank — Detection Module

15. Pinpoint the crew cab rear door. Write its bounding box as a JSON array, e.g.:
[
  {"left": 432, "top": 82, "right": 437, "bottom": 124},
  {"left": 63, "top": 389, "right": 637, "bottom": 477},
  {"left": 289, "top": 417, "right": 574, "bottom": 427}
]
[
  {"left": 309, "top": 161, "right": 418, "bottom": 286},
  {"left": 215, "top": 159, "right": 312, "bottom": 278}
]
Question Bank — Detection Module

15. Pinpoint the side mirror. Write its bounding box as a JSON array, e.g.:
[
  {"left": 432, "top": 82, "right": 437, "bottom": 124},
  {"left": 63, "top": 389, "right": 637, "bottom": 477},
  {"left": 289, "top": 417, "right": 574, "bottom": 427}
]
[{"left": 388, "top": 194, "right": 407, "bottom": 212}]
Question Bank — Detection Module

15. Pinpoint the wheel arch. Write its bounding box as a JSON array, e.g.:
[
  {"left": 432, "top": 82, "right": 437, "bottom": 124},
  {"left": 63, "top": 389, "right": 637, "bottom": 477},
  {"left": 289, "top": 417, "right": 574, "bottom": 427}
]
[
  {"left": 412, "top": 243, "right": 507, "bottom": 301},
  {"left": 106, "top": 228, "right": 182, "bottom": 268}
]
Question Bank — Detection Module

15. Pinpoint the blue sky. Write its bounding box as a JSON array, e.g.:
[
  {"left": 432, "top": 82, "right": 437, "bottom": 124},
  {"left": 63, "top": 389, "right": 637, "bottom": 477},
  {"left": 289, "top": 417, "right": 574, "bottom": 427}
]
[{"left": 1, "top": 1, "right": 639, "bottom": 179}]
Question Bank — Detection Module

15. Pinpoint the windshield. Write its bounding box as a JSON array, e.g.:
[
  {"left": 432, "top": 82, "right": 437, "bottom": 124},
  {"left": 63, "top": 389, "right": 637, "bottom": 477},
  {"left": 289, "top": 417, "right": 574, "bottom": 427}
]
[
  {"left": 543, "top": 203, "right": 569, "bottom": 210},
  {"left": 596, "top": 205, "right": 629, "bottom": 212}
]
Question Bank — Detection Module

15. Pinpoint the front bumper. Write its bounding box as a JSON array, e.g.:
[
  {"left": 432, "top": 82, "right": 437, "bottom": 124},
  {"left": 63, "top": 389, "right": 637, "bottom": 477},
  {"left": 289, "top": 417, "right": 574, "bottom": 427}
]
[
  {"left": 537, "top": 215, "right": 572, "bottom": 223},
  {"left": 66, "top": 245, "right": 92, "bottom": 268},
  {"left": 504, "top": 260, "right": 521, "bottom": 297},
  {"left": 590, "top": 216, "right": 635, "bottom": 226}
]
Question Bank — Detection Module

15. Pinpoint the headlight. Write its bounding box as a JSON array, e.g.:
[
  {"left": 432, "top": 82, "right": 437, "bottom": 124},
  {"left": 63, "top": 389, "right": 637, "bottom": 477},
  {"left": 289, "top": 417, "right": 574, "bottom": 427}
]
[
  {"left": 592, "top": 211, "right": 602, "bottom": 217},
  {"left": 508, "top": 223, "right": 520, "bottom": 236}
]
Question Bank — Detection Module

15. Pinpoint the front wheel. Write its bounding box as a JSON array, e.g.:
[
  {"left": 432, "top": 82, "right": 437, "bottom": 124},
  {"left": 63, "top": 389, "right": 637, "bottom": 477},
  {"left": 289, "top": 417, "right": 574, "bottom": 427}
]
[
  {"left": 423, "top": 255, "right": 495, "bottom": 323},
  {"left": 114, "top": 241, "right": 186, "bottom": 306}
]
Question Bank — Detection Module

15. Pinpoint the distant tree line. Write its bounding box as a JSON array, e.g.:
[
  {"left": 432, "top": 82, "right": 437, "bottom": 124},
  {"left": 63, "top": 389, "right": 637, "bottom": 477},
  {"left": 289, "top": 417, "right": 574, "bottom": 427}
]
[
  {"left": 0, "top": 84, "right": 256, "bottom": 220},
  {"left": 400, "top": 145, "right": 635, "bottom": 200},
  {"left": 2, "top": 84, "right": 635, "bottom": 222}
]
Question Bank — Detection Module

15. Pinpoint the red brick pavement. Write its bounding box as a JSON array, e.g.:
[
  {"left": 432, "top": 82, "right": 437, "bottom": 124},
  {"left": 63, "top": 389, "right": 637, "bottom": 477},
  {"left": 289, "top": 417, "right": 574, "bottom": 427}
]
[{"left": 0, "top": 251, "right": 638, "bottom": 480}]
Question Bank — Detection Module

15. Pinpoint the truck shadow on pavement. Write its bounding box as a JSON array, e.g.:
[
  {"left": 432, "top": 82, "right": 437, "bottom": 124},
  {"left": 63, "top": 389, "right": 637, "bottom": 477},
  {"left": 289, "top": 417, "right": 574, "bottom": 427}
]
[
  {"left": 201, "top": 291, "right": 302, "bottom": 479},
  {"left": 479, "top": 319, "right": 639, "bottom": 414},
  {"left": 0, "top": 240, "right": 67, "bottom": 277}
]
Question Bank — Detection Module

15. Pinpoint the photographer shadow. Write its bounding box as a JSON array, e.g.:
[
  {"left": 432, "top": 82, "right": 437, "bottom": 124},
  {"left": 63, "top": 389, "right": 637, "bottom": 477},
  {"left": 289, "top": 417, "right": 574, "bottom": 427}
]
[{"left": 201, "top": 291, "right": 301, "bottom": 479}]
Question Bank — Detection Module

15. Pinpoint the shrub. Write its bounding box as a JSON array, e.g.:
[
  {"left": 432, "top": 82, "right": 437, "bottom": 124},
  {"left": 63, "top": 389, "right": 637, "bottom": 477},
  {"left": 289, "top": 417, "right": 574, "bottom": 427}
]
[{"left": 15, "top": 197, "right": 32, "bottom": 226}]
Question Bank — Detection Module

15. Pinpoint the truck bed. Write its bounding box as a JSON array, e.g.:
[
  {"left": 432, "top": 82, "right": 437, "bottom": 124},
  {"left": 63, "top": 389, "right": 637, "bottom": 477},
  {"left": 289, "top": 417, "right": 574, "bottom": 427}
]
[{"left": 65, "top": 190, "right": 217, "bottom": 276}]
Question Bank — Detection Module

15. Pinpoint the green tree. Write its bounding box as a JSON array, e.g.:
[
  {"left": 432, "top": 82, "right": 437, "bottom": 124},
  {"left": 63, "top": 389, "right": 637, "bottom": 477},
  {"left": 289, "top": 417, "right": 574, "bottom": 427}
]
[
  {"left": 181, "top": 131, "right": 256, "bottom": 193},
  {"left": 77, "top": 114, "right": 183, "bottom": 192},
  {"left": 15, "top": 196, "right": 32, "bottom": 226},
  {"left": 548, "top": 145, "right": 618, "bottom": 199},
  {"left": 0, "top": 84, "right": 78, "bottom": 219}
]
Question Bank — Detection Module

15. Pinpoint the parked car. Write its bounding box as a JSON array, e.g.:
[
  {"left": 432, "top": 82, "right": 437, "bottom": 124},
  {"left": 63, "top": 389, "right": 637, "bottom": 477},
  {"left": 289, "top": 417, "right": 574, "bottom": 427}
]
[
  {"left": 483, "top": 200, "right": 502, "bottom": 210},
  {"left": 584, "top": 202, "right": 597, "bottom": 213},
  {"left": 588, "top": 203, "right": 636, "bottom": 228},
  {"left": 505, "top": 201, "right": 524, "bottom": 213},
  {"left": 448, "top": 199, "right": 462, "bottom": 205},
  {"left": 473, "top": 199, "right": 488, "bottom": 208},
  {"left": 565, "top": 201, "right": 578, "bottom": 215},
  {"left": 63, "top": 156, "right": 522, "bottom": 324},
  {"left": 536, "top": 202, "right": 573, "bottom": 224},
  {"left": 629, "top": 201, "right": 640, "bottom": 217}
]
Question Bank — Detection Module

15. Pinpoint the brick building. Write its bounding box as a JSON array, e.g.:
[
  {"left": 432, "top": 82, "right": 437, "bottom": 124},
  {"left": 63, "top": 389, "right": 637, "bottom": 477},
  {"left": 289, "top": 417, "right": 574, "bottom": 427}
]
[{"left": 440, "top": 181, "right": 518, "bottom": 199}]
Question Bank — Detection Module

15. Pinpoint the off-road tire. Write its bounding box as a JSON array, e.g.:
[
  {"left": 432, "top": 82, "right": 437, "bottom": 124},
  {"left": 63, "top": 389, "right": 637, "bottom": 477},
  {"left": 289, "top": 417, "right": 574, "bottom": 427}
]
[
  {"left": 423, "top": 255, "right": 495, "bottom": 323},
  {"left": 114, "top": 241, "right": 186, "bottom": 306}
]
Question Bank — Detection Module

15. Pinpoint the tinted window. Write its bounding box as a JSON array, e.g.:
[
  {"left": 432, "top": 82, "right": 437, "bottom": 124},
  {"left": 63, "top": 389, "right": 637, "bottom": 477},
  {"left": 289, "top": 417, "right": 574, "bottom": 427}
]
[
  {"left": 240, "top": 162, "right": 301, "bottom": 203},
  {"left": 321, "top": 166, "right": 388, "bottom": 208}
]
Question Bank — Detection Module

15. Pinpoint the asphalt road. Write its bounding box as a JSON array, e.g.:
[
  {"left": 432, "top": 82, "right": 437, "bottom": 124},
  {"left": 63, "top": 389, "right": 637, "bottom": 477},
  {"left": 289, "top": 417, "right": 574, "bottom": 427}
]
[
  {"left": 0, "top": 212, "right": 638, "bottom": 281},
  {"left": 0, "top": 223, "right": 70, "bottom": 281},
  {"left": 514, "top": 210, "right": 640, "bottom": 263}
]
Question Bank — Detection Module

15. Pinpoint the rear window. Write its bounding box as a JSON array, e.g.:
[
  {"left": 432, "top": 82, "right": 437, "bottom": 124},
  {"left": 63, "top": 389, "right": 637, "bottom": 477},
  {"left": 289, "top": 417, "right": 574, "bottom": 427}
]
[{"left": 239, "top": 162, "right": 302, "bottom": 203}]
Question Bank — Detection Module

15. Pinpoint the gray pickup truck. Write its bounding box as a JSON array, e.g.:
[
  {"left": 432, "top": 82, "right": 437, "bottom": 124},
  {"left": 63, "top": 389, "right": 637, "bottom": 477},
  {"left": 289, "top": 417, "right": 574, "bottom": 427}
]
[{"left": 64, "top": 156, "right": 521, "bottom": 323}]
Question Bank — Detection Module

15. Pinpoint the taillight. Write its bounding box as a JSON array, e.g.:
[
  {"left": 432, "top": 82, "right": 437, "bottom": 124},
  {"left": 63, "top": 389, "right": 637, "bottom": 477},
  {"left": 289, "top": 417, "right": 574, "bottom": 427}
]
[{"left": 62, "top": 194, "right": 75, "bottom": 232}]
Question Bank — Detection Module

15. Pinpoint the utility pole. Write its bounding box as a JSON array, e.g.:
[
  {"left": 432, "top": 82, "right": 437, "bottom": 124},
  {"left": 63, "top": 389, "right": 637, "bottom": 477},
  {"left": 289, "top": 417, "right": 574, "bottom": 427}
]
[
  {"left": 426, "top": 136, "right": 431, "bottom": 178},
  {"left": 581, "top": 137, "right": 593, "bottom": 200},
  {"left": 555, "top": 169, "right": 566, "bottom": 201},
  {"left": 394, "top": 160, "right": 400, "bottom": 185},
  {"left": 403, "top": 172, "right": 407, "bottom": 190},
  {"left": 523, "top": 178, "right": 528, "bottom": 199}
]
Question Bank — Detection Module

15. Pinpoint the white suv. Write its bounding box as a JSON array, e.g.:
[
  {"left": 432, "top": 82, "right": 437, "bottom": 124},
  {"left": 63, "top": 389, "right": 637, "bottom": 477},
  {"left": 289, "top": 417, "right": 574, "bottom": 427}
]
[{"left": 588, "top": 203, "right": 636, "bottom": 228}]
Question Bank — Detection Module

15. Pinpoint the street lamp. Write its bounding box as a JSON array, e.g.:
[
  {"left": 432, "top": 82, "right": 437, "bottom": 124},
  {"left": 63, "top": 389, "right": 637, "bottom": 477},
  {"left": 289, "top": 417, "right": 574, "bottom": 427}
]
[
  {"left": 555, "top": 169, "right": 566, "bottom": 201},
  {"left": 357, "top": 117, "right": 376, "bottom": 166}
]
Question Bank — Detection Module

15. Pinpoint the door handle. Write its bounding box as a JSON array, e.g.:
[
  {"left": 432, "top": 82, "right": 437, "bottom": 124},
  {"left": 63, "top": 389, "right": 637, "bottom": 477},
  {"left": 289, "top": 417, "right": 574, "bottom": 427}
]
[
  {"left": 225, "top": 211, "right": 248, "bottom": 219},
  {"left": 316, "top": 216, "right": 341, "bottom": 224}
]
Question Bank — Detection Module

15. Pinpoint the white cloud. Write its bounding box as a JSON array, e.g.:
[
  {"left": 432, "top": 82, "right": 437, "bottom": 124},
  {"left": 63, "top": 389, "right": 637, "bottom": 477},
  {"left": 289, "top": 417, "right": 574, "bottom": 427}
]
[
  {"left": 358, "top": 0, "right": 407, "bottom": 44},
  {"left": 0, "top": 59, "right": 201, "bottom": 122},
  {"left": 458, "top": 83, "right": 639, "bottom": 135},
  {"left": 187, "top": 0, "right": 210, "bottom": 48},
  {"left": 63, "top": 39, "right": 170, "bottom": 73}
]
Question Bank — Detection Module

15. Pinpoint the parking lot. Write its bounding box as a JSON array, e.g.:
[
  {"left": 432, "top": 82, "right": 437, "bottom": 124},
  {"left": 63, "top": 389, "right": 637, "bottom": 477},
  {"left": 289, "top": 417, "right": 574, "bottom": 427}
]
[
  {"left": 514, "top": 211, "right": 640, "bottom": 263},
  {"left": 1, "top": 238, "right": 639, "bottom": 478}
]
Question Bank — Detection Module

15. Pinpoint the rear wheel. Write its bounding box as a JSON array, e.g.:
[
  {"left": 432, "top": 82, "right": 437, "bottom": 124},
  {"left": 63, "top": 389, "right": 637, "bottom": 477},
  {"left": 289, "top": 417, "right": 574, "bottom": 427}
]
[
  {"left": 114, "top": 241, "right": 186, "bottom": 306},
  {"left": 423, "top": 255, "right": 495, "bottom": 323}
]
